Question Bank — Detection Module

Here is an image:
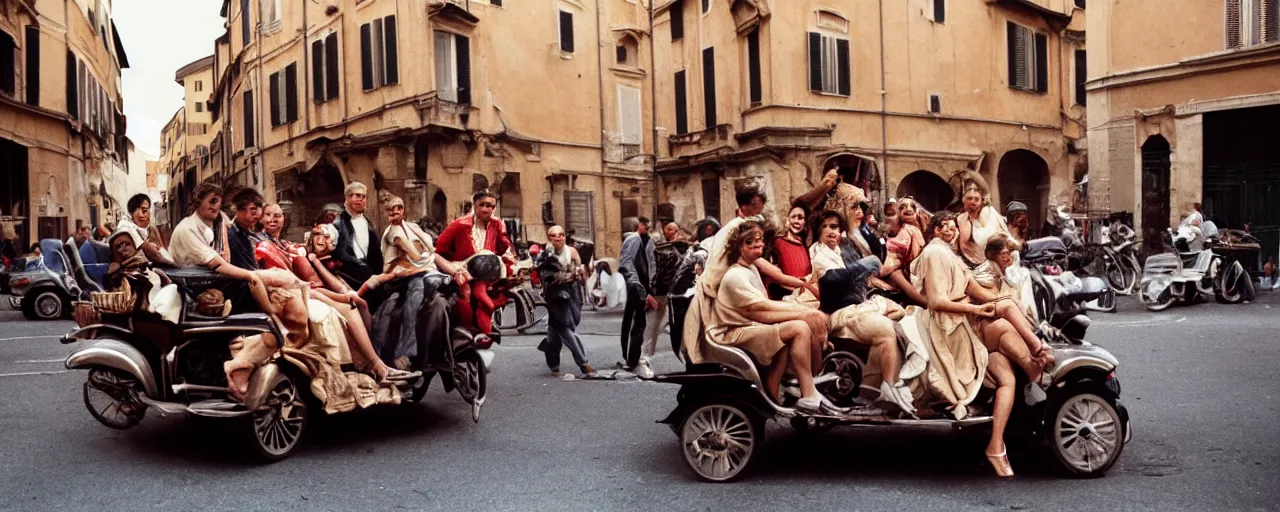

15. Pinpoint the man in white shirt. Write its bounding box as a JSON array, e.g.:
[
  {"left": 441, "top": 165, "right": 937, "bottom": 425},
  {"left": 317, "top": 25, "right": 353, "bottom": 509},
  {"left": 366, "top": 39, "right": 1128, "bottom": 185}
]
[{"left": 333, "top": 182, "right": 383, "bottom": 288}]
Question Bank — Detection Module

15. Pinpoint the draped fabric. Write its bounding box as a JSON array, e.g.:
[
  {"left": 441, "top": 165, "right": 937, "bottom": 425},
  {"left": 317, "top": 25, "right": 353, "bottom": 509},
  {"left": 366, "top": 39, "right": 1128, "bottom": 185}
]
[{"left": 910, "top": 238, "right": 988, "bottom": 418}]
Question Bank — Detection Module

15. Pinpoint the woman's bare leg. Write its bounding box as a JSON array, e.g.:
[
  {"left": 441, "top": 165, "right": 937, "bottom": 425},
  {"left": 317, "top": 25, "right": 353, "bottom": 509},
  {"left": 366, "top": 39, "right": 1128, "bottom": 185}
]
[
  {"left": 995, "top": 300, "right": 1047, "bottom": 359},
  {"left": 982, "top": 319, "right": 1042, "bottom": 384},
  {"left": 857, "top": 314, "right": 902, "bottom": 388},
  {"left": 986, "top": 352, "right": 1016, "bottom": 467},
  {"left": 778, "top": 320, "right": 817, "bottom": 398}
]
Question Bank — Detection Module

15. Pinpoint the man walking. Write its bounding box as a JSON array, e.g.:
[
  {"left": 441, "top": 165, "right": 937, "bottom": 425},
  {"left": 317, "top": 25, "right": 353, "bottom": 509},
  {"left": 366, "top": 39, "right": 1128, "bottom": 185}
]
[
  {"left": 538, "top": 225, "right": 596, "bottom": 377},
  {"left": 334, "top": 182, "right": 384, "bottom": 288},
  {"left": 637, "top": 222, "right": 686, "bottom": 378},
  {"left": 618, "top": 217, "right": 656, "bottom": 373}
]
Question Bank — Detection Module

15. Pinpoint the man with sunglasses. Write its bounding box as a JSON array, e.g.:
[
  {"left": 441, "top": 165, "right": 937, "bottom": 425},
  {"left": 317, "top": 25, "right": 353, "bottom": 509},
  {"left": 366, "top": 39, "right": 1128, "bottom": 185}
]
[{"left": 436, "top": 191, "right": 515, "bottom": 341}]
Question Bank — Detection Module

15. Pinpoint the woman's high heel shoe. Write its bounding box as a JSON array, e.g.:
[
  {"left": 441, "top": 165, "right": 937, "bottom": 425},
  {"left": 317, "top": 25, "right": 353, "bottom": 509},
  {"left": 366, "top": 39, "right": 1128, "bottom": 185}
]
[{"left": 985, "top": 450, "right": 1015, "bottom": 477}]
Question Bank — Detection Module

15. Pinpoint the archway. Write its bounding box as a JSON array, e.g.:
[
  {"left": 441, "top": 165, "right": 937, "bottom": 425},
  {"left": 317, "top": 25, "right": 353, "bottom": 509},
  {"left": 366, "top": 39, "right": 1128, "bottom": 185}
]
[
  {"left": 1140, "top": 135, "right": 1171, "bottom": 257},
  {"left": 275, "top": 165, "right": 347, "bottom": 241},
  {"left": 430, "top": 189, "right": 448, "bottom": 224},
  {"left": 498, "top": 173, "right": 522, "bottom": 220},
  {"left": 823, "top": 154, "right": 875, "bottom": 196},
  {"left": 896, "top": 170, "right": 953, "bottom": 213},
  {"left": 998, "top": 149, "right": 1050, "bottom": 237}
]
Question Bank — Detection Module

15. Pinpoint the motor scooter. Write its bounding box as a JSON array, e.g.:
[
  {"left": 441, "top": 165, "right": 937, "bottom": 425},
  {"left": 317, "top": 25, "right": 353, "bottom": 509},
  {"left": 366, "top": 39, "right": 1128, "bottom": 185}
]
[{"left": 1139, "top": 222, "right": 1255, "bottom": 311}]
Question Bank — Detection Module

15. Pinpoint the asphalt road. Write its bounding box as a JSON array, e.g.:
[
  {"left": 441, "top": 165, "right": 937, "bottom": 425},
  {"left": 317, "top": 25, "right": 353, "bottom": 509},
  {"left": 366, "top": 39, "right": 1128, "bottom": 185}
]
[{"left": 0, "top": 293, "right": 1278, "bottom": 512}]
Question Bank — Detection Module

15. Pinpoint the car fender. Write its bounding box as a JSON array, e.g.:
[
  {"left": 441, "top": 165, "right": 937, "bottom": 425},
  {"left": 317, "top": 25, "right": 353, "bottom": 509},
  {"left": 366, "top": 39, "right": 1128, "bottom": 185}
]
[
  {"left": 655, "top": 365, "right": 775, "bottom": 424},
  {"left": 65, "top": 338, "right": 159, "bottom": 398}
]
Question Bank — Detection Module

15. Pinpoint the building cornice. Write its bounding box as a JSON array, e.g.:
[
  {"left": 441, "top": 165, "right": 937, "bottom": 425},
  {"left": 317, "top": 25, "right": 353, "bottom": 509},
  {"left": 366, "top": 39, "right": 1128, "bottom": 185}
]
[{"left": 1087, "top": 42, "right": 1280, "bottom": 92}]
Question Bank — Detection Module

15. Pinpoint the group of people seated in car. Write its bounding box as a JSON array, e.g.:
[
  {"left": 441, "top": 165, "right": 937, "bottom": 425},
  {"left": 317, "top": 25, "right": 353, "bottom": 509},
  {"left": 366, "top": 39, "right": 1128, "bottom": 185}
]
[
  {"left": 78, "top": 181, "right": 519, "bottom": 408},
  {"left": 682, "top": 169, "right": 1058, "bottom": 477}
]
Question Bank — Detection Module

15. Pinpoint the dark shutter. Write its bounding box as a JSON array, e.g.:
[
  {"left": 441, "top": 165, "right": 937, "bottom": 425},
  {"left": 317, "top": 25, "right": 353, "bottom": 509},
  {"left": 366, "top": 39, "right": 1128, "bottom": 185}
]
[
  {"left": 701, "top": 0, "right": 709, "bottom": 13},
  {"left": 0, "top": 32, "right": 13, "bottom": 95},
  {"left": 616, "top": 45, "right": 627, "bottom": 64},
  {"left": 1074, "top": 49, "right": 1087, "bottom": 106},
  {"left": 836, "top": 38, "right": 851, "bottom": 96},
  {"left": 285, "top": 63, "right": 298, "bottom": 123},
  {"left": 360, "top": 23, "right": 374, "bottom": 90},
  {"left": 747, "top": 29, "right": 761, "bottom": 105},
  {"left": 1034, "top": 32, "right": 1048, "bottom": 93},
  {"left": 933, "top": 0, "right": 946, "bottom": 23},
  {"left": 25, "top": 26, "right": 39, "bottom": 106},
  {"left": 269, "top": 71, "right": 281, "bottom": 126},
  {"left": 325, "top": 33, "right": 339, "bottom": 100},
  {"left": 559, "top": 11, "right": 575, "bottom": 53},
  {"left": 1225, "top": 0, "right": 1242, "bottom": 48},
  {"left": 674, "top": 70, "right": 688, "bottom": 135},
  {"left": 65, "top": 51, "right": 77, "bottom": 119},
  {"left": 702, "top": 47, "right": 716, "bottom": 128},
  {"left": 491, "top": 0, "right": 502, "bottom": 6},
  {"left": 1006, "top": 22, "right": 1018, "bottom": 87},
  {"left": 670, "top": 0, "right": 684, "bottom": 41},
  {"left": 243, "top": 90, "right": 256, "bottom": 148},
  {"left": 929, "top": 94, "right": 941, "bottom": 113},
  {"left": 241, "top": 0, "right": 250, "bottom": 47},
  {"left": 383, "top": 15, "right": 399, "bottom": 85},
  {"left": 311, "top": 39, "right": 325, "bottom": 102},
  {"left": 456, "top": 35, "right": 472, "bottom": 105},
  {"left": 808, "top": 32, "right": 822, "bottom": 92}
]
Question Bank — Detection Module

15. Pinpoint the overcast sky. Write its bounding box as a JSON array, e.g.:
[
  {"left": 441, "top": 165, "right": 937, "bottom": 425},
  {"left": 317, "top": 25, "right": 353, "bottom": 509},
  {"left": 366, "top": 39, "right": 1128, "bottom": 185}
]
[{"left": 115, "top": 0, "right": 225, "bottom": 157}]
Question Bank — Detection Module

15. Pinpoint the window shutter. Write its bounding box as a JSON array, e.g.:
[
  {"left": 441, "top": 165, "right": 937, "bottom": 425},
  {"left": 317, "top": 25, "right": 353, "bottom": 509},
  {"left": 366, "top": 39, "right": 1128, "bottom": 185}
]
[
  {"left": 456, "top": 35, "right": 472, "bottom": 105},
  {"left": 808, "top": 32, "right": 822, "bottom": 92},
  {"left": 371, "top": 18, "right": 384, "bottom": 86},
  {"left": 78, "top": 62, "right": 86, "bottom": 121},
  {"left": 285, "top": 63, "right": 298, "bottom": 122},
  {"left": 702, "top": 47, "right": 716, "bottom": 128},
  {"left": 1226, "top": 0, "right": 1243, "bottom": 48},
  {"left": 383, "top": 15, "right": 399, "bottom": 85},
  {"left": 1265, "top": 0, "right": 1280, "bottom": 42},
  {"left": 670, "top": 0, "right": 684, "bottom": 41},
  {"left": 1006, "top": 22, "right": 1019, "bottom": 87},
  {"left": 702, "top": 0, "right": 710, "bottom": 13},
  {"left": 933, "top": 0, "right": 946, "bottom": 23},
  {"left": 616, "top": 45, "right": 627, "bottom": 64},
  {"left": 244, "top": 90, "right": 256, "bottom": 148},
  {"left": 0, "top": 32, "right": 13, "bottom": 95},
  {"left": 674, "top": 70, "right": 688, "bottom": 135},
  {"left": 65, "top": 52, "right": 77, "bottom": 119},
  {"left": 325, "top": 33, "right": 339, "bottom": 100},
  {"left": 929, "top": 94, "right": 941, "bottom": 113},
  {"left": 491, "top": 0, "right": 502, "bottom": 6},
  {"left": 311, "top": 39, "right": 325, "bottom": 102},
  {"left": 1034, "top": 32, "right": 1048, "bottom": 93},
  {"left": 559, "top": 11, "right": 575, "bottom": 52},
  {"left": 836, "top": 38, "right": 851, "bottom": 97},
  {"left": 360, "top": 23, "right": 374, "bottom": 90},
  {"left": 241, "top": 0, "right": 251, "bottom": 46},
  {"left": 747, "top": 29, "right": 761, "bottom": 105},
  {"left": 619, "top": 86, "right": 642, "bottom": 144},
  {"left": 25, "top": 26, "right": 38, "bottom": 105},
  {"left": 1074, "top": 49, "right": 1087, "bottom": 106},
  {"left": 269, "top": 71, "right": 281, "bottom": 126}
]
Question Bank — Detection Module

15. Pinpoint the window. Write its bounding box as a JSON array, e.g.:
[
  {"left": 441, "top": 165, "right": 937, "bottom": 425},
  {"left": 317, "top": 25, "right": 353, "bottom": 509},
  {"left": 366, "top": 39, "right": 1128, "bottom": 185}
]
[
  {"left": 807, "top": 32, "right": 851, "bottom": 96},
  {"left": 674, "top": 70, "right": 688, "bottom": 135},
  {"left": 1074, "top": 0, "right": 1086, "bottom": 8},
  {"left": 491, "top": 0, "right": 503, "bottom": 5},
  {"left": 260, "top": 0, "right": 281, "bottom": 27},
  {"left": 618, "top": 85, "right": 642, "bottom": 158},
  {"left": 66, "top": 52, "right": 77, "bottom": 119},
  {"left": 670, "top": 0, "right": 684, "bottom": 41},
  {"left": 702, "top": 0, "right": 710, "bottom": 14},
  {"left": 312, "top": 33, "right": 340, "bottom": 102},
  {"left": 931, "top": 0, "right": 946, "bottom": 23},
  {"left": 928, "top": 94, "right": 941, "bottom": 114},
  {"left": 616, "top": 35, "right": 639, "bottom": 67},
  {"left": 434, "top": 31, "right": 472, "bottom": 105},
  {"left": 1074, "top": 49, "right": 1087, "bottom": 106},
  {"left": 243, "top": 90, "right": 256, "bottom": 148},
  {"left": 1006, "top": 22, "right": 1047, "bottom": 93},
  {"left": 564, "top": 191, "right": 595, "bottom": 241},
  {"left": 0, "top": 31, "right": 14, "bottom": 96},
  {"left": 702, "top": 47, "right": 716, "bottom": 127},
  {"left": 360, "top": 15, "right": 399, "bottom": 91},
  {"left": 240, "top": 0, "right": 251, "bottom": 47},
  {"left": 746, "top": 29, "right": 761, "bottom": 106},
  {"left": 25, "top": 26, "right": 39, "bottom": 106},
  {"left": 1225, "top": 0, "right": 1280, "bottom": 48},
  {"left": 559, "top": 11, "right": 575, "bottom": 53},
  {"left": 269, "top": 63, "right": 298, "bottom": 127},
  {"left": 616, "top": 45, "right": 628, "bottom": 65},
  {"left": 701, "top": 177, "right": 720, "bottom": 221},
  {"left": 195, "top": 102, "right": 204, "bottom": 113},
  {"left": 195, "top": 80, "right": 203, "bottom": 92}
]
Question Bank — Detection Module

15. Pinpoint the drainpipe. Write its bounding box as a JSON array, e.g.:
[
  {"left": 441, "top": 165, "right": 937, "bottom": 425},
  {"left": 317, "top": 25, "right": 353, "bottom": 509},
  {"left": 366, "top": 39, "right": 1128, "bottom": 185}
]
[
  {"left": 648, "top": 0, "right": 659, "bottom": 218},
  {"left": 255, "top": 13, "right": 265, "bottom": 189},
  {"left": 594, "top": 0, "right": 608, "bottom": 216},
  {"left": 302, "top": 1, "right": 310, "bottom": 132},
  {"left": 877, "top": 0, "right": 889, "bottom": 206}
]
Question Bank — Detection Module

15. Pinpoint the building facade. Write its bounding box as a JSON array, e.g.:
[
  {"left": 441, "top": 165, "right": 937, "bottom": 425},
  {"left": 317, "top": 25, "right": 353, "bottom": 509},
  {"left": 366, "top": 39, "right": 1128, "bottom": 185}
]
[
  {"left": 174, "top": 0, "right": 656, "bottom": 256},
  {"left": 651, "top": 0, "right": 1087, "bottom": 233},
  {"left": 0, "top": 0, "right": 129, "bottom": 245},
  {"left": 158, "top": 55, "right": 217, "bottom": 221},
  {"left": 1087, "top": 0, "right": 1280, "bottom": 256}
]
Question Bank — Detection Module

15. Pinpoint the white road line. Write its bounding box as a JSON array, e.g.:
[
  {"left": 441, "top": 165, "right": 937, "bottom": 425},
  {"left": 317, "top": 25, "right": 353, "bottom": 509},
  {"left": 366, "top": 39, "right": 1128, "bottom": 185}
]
[
  {"left": 1094, "top": 316, "right": 1186, "bottom": 327},
  {"left": 0, "top": 335, "right": 62, "bottom": 343},
  {"left": 14, "top": 359, "right": 65, "bottom": 364},
  {"left": 0, "top": 370, "right": 68, "bottom": 378}
]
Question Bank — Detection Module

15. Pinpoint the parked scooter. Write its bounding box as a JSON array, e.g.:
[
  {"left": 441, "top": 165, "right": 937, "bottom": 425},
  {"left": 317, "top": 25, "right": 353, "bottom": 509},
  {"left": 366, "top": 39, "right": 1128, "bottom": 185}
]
[
  {"left": 1139, "top": 222, "right": 1255, "bottom": 311},
  {"left": 1099, "top": 217, "right": 1141, "bottom": 295}
]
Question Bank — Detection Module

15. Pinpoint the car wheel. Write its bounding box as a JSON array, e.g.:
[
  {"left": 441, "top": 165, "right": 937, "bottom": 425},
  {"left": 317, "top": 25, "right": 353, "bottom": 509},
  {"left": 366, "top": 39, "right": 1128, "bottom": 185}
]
[
  {"left": 818, "top": 351, "right": 864, "bottom": 406},
  {"left": 1048, "top": 391, "right": 1125, "bottom": 477},
  {"left": 83, "top": 368, "right": 147, "bottom": 430},
  {"left": 30, "top": 290, "right": 64, "bottom": 320},
  {"left": 249, "top": 370, "right": 308, "bottom": 462},
  {"left": 679, "top": 398, "right": 764, "bottom": 483}
]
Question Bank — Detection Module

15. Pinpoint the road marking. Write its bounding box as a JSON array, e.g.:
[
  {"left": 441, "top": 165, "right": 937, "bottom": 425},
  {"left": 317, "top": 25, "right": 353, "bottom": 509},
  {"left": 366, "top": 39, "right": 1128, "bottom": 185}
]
[
  {"left": 0, "top": 370, "right": 67, "bottom": 378},
  {"left": 14, "top": 359, "right": 64, "bottom": 364},
  {"left": 1095, "top": 316, "right": 1186, "bottom": 327},
  {"left": 0, "top": 335, "right": 62, "bottom": 343}
]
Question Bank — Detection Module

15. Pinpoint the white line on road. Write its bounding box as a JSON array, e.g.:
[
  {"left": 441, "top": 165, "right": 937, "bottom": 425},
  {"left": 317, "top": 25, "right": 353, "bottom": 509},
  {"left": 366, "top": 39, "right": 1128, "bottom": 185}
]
[
  {"left": 14, "top": 359, "right": 64, "bottom": 364},
  {"left": 0, "top": 335, "right": 62, "bottom": 343},
  {"left": 0, "top": 370, "right": 67, "bottom": 378},
  {"left": 1094, "top": 315, "right": 1187, "bottom": 327}
]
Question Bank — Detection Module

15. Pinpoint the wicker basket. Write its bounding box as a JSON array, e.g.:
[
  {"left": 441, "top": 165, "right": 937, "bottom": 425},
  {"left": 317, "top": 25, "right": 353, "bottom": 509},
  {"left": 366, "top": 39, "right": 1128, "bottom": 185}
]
[{"left": 91, "top": 279, "right": 137, "bottom": 314}]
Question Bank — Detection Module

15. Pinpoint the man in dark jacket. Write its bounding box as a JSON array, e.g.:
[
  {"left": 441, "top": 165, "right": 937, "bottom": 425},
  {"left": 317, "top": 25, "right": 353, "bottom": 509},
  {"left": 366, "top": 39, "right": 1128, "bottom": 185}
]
[
  {"left": 618, "top": 216, "right": 655, "bottom": 373},
  {"left": 227, "top": 188, "right": 265, "bottom": 271},
  {"left": 333, "top": 182, "right": 383, "bottom": 288}
]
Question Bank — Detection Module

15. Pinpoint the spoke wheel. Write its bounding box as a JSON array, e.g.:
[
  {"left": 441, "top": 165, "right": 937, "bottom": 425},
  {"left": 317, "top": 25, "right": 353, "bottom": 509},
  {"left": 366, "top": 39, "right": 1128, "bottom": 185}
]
[
  {"left": 83, "top": 368, "right": 146, "bottom": 430},
  {"left": 679, "top": 402, "right": 760, "bottom": 482},
  {"left": 818, "top": 351, "right": 864, "bottom": 406},
  {"left": 1050, "top": 392, "right": 1124, "bottom": 477},
  {"left": 250, "top": 372, "right": 308, "bottom": 461}
]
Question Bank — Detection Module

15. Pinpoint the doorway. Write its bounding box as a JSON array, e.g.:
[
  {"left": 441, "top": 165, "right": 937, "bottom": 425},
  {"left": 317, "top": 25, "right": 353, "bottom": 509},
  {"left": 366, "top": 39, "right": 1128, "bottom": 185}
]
[
  {"left": 897, "top": 170, "right": 954, "bottom": 213},
  {"left": 998, "top": 149, "right": 1050, "bottom": 238},
  {"left": 0, "top": 137, "right": 29, "bottom": 243},
  {"left": 1140, "top": 135, "right": 1171, "bottom": 257}
]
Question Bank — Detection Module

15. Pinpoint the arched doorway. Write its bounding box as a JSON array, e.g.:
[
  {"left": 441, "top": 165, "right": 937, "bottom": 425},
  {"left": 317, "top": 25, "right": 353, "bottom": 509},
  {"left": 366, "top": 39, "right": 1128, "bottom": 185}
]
[
  {"left": 823, "top": 154, "right": 875, "bottom": 195},
  {"left": 1140, "top": 135, "right": 1172, "bottom": 257},
  {"left": 896, "top": 170, "right": 953, "bottom": 213},
  {"left": 430, "top": 189, "right": 447, "bottom": 224},
  {"left": 998, "top": 149, "right": 1050, "bottom": 237},
  {"left": 275, "top": 165, "right": 347, "bottom": 241}
]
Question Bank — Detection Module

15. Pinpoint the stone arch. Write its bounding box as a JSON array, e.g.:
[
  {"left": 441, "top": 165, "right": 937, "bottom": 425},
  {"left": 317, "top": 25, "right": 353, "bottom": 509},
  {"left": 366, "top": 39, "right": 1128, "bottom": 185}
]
[
  {"left": 997, "top": 149, "right": 1050, "bottom": 235},
  {"left": 896, "top": 170, "right": 953, "bottom": 213}
]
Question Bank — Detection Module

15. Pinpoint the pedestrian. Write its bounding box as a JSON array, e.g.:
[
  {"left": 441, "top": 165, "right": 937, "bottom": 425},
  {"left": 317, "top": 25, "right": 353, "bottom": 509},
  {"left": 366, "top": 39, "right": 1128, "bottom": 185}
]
[
  {"left": 618, "top": 216, "right": 656, "bottom": 373},
  {"left": 638, "top": 222, "right": 687, "bottom": 378},
  {"left": 538, "top": 225, "right": 596, "bottom": 377}
]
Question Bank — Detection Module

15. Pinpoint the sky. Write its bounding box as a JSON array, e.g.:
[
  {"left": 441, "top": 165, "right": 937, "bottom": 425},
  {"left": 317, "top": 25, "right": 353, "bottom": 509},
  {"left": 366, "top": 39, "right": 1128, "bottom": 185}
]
[{"left": 115, "top": 0, "right": 226, "bottom": 157}]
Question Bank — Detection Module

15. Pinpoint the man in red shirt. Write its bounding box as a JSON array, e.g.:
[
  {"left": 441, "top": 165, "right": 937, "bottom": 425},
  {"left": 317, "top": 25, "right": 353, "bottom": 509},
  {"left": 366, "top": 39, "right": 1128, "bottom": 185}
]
[{"left": 435, "top": 191, "right": 515, "bottom": 339}]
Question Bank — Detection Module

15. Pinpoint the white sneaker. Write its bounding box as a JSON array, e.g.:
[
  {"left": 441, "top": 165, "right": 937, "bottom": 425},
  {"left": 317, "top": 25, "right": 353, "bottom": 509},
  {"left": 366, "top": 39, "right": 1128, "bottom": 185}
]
[{"left": 636, "top": 361, "right": 655, "bottom": 379}]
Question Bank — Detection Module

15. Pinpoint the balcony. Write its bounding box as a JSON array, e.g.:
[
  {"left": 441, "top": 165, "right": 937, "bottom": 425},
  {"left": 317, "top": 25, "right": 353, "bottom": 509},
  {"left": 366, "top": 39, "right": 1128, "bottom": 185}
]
[
  {"left": 428, "top": 0, "right": 480, "bottom": 25},
  {"left": 414, "top": 92, "right": 477, "bottom": 133}
]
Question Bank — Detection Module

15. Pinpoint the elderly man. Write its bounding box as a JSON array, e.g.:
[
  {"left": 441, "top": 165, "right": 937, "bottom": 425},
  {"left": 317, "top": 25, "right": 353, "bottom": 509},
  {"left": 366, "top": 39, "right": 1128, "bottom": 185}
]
[
  {"left": 538, "top": 225, "right": 595, "bottom": 377},
  {"left": 333, "top": 182, "right": 384, "bottom": 288}
]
